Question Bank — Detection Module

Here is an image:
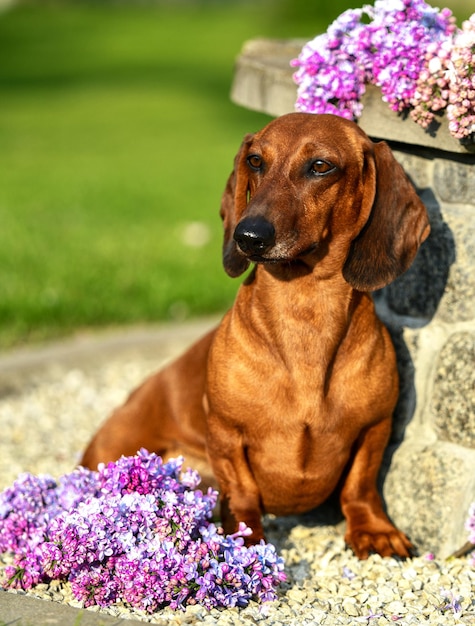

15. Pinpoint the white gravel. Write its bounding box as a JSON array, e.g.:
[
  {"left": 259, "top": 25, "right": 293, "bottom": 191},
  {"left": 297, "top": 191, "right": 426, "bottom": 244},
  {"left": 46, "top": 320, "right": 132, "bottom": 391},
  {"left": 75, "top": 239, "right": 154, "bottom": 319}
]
[{"left": 1, "top": 326, "right": 474, "bottom": 625}]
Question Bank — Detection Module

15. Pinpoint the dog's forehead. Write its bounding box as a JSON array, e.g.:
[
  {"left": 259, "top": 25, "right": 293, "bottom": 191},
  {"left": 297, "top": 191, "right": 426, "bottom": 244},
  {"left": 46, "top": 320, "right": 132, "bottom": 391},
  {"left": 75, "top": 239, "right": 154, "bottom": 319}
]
[{"left": 251, "top": 113, "right": 368, "bottom": 159}]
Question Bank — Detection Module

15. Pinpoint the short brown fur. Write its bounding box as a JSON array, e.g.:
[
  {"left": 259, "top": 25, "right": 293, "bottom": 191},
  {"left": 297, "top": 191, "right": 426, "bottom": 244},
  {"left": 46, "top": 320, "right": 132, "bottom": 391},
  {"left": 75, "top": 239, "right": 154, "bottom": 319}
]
[{"left": 82, "top": 113, "right": 430, "bottom": 558}]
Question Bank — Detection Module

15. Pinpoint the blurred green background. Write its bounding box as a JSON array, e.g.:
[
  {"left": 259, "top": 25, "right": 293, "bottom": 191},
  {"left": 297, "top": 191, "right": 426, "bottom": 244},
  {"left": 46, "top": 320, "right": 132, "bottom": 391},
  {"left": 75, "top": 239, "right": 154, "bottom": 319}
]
[{"left": 0, "top": 0, "right": 471, "bottom": 348}]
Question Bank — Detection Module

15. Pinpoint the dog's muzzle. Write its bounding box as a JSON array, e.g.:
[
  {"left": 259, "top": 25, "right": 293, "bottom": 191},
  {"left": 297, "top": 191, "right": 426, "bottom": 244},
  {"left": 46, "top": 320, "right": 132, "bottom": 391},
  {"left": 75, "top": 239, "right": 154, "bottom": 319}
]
[{"left": 234, "top": 217, "right": 275, "bottom": 256}]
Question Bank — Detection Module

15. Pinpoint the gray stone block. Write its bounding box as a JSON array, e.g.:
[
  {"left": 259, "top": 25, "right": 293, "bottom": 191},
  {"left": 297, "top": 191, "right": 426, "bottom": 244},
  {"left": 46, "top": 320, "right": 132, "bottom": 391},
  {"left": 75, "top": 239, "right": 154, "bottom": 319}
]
[
  {"left": 431, "top": 331, "right": 475, "bottom": 448},
  {"left": 434, "top": 159, "right": 475, "bottom": 205},
  {"left": 384, "top": 441, "right": 475, "bottom": 557},
  {"left": 435, "top": 206, "right": 475, "bottom": 324}
]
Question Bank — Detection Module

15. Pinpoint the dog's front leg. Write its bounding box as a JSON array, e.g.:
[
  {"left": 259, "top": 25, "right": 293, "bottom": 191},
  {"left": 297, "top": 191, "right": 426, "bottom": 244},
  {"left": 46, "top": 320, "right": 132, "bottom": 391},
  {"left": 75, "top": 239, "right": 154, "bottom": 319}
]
[
  {"left": 206, "top": 415, "right": 265, "bottom": 545},
  {"left": 340, "top": 418, "right": 414, "bottom": 559}
]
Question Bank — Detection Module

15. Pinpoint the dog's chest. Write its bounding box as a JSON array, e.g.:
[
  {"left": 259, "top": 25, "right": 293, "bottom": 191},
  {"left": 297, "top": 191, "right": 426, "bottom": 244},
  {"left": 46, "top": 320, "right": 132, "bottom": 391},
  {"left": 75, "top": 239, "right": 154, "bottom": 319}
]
[
  {"left": 246, "top": 419, "right": 353, "bottom": 515},
  {"left": 209, "top": 342, "right": 380, "bottom": 432},
  {"left": 207, "top": 294, "right": 394, "bottom": 431}
]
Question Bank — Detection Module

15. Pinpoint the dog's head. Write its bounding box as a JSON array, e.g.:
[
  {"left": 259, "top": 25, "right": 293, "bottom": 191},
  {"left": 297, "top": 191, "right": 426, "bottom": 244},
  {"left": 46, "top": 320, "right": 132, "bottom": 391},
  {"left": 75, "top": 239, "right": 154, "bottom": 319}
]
[{"left": 220, "top": 112, "right": 430, "bottom": 291}]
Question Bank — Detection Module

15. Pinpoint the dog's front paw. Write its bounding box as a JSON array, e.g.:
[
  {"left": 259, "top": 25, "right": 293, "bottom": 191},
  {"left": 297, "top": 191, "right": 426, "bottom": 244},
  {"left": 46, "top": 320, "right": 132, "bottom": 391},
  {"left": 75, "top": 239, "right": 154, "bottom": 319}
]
[
  {"left": 220, "top": 495, "right": 266, "bottom": 546},
  {"left": 345, "top": 524, "right": 414, "bottom": 559}
]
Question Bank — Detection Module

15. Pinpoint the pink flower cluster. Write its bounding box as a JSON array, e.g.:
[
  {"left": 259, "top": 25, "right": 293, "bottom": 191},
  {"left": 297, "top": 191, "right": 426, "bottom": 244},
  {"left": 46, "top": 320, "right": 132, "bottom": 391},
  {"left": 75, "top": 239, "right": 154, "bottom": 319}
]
[
  {"left": 292, "top": 0, "right": 475, "bottom": 140},
  {"left": 0, "top": 451, "right": 286, "bottom": 612},
  {"left": 411, "top": 14, "right": 475, "bottom": 138}
]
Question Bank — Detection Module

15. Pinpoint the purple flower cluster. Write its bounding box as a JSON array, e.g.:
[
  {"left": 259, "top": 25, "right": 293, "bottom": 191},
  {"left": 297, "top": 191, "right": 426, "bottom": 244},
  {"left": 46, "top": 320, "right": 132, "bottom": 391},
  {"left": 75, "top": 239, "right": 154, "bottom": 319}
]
[
  {"left": 291, "top": 0, "right": 475, "bottom": 139},
  {"left": 466, "top": 501, "right": 475, "bottom": 566},
  {"left": 0, "top": 450, "right": 286, "bottom": 612}
]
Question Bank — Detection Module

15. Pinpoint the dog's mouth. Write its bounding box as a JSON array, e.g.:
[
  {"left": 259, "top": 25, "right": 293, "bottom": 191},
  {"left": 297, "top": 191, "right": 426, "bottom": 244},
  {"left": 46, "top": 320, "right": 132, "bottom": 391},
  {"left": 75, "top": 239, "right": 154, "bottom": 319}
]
[{"left": 246, "top": 243, "right": 319, "bottom": 265}]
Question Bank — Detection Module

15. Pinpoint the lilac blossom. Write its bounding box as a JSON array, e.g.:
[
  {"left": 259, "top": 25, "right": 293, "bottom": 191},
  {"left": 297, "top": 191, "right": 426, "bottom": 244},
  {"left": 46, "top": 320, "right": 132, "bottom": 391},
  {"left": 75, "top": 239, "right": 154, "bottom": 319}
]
[
  {"left": 0, "top": 450, "right": 286, "bottom": 611},
  {"left": 292, "top": 0, "right": 475, "bottom": 140},
  {"left": 291, "top": 8, "right": 368, "bottom": 119},
  {"left": 412, "top": 14, "right": 475, "bottom": 138}
]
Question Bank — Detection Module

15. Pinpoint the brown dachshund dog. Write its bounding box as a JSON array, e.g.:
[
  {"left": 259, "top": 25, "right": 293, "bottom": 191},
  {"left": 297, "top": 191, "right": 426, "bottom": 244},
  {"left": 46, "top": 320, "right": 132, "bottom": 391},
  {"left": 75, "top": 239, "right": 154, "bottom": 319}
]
[{"left": 81, "top": 113, "right": 430, "bottom": 559}]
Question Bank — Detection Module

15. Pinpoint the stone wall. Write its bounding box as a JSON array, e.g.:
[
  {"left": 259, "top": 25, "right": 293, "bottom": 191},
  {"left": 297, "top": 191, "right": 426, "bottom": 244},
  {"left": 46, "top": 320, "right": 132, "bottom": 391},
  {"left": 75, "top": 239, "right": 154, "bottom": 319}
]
[
  {"left": 378, "top": 147, "right": 475, "bottom": 558},
  {"left": 231, "top": 39, "right": 475, "bottom": 557}
]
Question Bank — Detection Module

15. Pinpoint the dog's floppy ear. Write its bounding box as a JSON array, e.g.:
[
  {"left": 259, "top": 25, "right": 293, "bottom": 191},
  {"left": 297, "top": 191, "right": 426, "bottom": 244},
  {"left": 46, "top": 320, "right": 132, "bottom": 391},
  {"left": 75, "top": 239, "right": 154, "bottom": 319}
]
[
  {"left": 220, "top": 133, "right": 254, "bottom": 277},
  {"left": 343, "top": 141, "right": 430, "bottom": 291}
]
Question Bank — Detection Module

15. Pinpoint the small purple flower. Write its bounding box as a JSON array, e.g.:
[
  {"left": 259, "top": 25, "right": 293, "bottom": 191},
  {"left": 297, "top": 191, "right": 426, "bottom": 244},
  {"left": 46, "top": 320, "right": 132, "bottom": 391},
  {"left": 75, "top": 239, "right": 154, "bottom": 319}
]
[
  {"left": 356, "top": 608, "right": 383, "bottom": 622},
  {"left": 439, "top": 588, "right": 463, "bottom": 617}
]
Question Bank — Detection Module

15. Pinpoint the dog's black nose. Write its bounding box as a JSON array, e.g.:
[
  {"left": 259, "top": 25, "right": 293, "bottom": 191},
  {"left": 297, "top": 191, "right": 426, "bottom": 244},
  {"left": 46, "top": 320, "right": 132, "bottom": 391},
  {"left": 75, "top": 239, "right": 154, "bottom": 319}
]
[{"left": 234, "top": 217, "right": 275, "bottom": 255}]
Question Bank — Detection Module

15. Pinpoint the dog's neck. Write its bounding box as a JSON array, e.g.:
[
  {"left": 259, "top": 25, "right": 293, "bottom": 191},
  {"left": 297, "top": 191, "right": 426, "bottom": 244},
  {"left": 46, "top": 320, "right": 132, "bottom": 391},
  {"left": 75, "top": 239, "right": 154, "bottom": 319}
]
[{"left": 236, "top": 262, "right": 369, "bottom": 373}]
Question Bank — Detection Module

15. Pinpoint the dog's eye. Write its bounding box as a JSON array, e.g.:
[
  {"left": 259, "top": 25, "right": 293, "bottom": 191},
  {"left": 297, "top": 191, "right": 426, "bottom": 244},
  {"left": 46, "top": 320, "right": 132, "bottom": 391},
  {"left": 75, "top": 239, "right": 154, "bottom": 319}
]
[
  {"left": 247, "top": 154, "right": 263, "bottom": 171},
  {"left": 310, "top": 160, "right": 335, "bottom": 175}
]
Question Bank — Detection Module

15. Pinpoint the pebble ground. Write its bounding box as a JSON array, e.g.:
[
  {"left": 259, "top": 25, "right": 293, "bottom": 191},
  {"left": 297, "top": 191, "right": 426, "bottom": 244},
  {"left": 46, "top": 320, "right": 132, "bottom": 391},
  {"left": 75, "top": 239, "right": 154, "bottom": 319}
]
[{"left": 0, "top": 323, "right": 474, "bottom": 625}]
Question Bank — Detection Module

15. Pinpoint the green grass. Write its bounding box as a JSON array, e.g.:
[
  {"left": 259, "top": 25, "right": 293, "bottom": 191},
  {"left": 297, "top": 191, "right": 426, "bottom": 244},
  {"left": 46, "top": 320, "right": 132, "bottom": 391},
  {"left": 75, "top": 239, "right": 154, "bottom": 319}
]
[
  {"left": 0, "top": 1, "right": 282, "bottom": 347},
  {"left": 0, "top": 0, "right": 359, "bottom": 348},
  {"left": 0, "top": 0, "right": 468, "bottom": 348}
]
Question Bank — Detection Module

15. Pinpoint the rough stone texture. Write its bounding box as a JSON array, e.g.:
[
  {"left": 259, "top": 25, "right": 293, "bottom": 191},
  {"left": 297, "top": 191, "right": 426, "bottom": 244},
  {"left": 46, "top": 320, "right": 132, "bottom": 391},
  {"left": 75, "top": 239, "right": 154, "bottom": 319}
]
[
  {"left": 432, "top": 332, "right": 475, "bottom": 448},
  {"left": 231, "top": 37, "right": 475, "bottom": 556},
  {"left": 384, "top": 442, "right": 475, "bottom": 557},
  {"left": 434, "top": 159, "right": 475, "bottom": 204},
  {"left": 435, "top": 205, "right": 475, "bottom": 324}
]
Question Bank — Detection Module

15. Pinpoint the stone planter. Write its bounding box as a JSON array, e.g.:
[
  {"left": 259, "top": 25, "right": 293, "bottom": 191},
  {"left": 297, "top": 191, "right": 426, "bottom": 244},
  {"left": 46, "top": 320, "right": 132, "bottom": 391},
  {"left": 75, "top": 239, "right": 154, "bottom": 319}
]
[
  {"left": 231, "top": 38, "right": 475, "bottom": 154},
  {"left": 231, "top": 38, "right": 475, "bottom": 557}
]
